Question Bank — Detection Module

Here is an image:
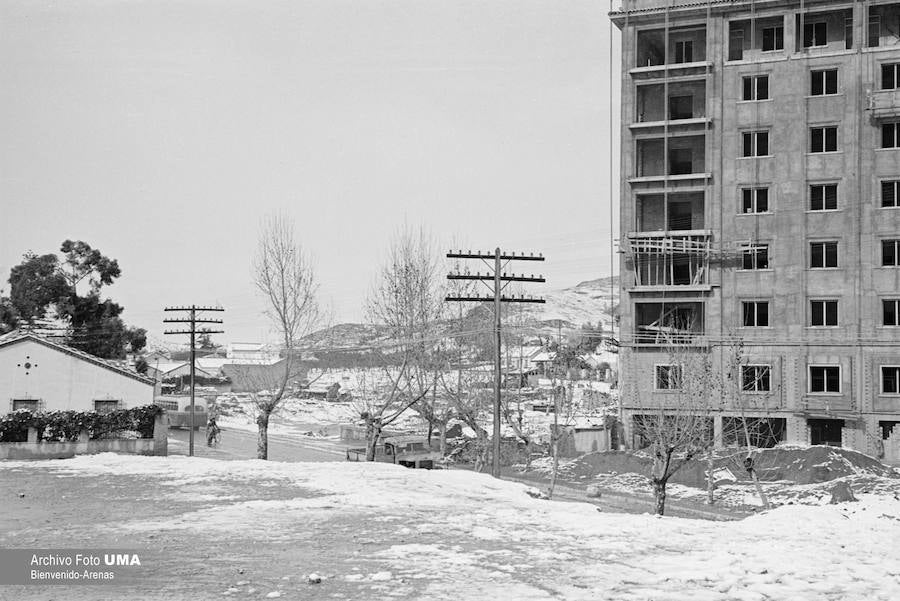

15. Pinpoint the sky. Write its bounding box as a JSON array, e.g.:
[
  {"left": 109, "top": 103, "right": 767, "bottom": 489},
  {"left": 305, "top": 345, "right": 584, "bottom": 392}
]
[{"left": 0, "top": 0, "right": 620, "bottom": 347}]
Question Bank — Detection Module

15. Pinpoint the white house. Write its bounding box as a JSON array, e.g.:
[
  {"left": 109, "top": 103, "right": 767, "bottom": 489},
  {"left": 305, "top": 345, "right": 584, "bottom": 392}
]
[
  {"left": 226, "top": 342, "right": 280, "bottom": 363},
  {"left": 0, "top": 331, "right": 155, "bottom": 414}
]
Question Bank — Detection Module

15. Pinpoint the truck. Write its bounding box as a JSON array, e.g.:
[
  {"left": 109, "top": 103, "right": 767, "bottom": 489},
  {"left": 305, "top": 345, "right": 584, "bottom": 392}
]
[{"left": 345, "top": 435, "right": 442, "bottom": 469}]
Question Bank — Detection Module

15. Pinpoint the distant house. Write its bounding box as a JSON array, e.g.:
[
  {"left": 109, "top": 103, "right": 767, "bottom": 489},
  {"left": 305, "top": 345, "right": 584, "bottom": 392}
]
[
  {"left": 145, "top": 361, "right": 216, "bottom": 381},
  {"left": 226, "top": 342, "right": 280, "bottom": 363},
  {"left": 0, "top": 331, "right": 155, "bottom": 414}
]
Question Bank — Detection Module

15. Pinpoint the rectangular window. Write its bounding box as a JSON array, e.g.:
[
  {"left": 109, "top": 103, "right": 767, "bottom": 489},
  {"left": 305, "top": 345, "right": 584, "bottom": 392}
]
[
  {"left": 762, "top": 25, "right": 784, "bottom": 51},
  {"left": 811, "top": 69, "right": 838, "bottom": 95},
  {"left": 675, "top": 40, "right": 693, "bottom": 63},
  {"left": 742, "top": 131, "right": 769, "bottom": 157},
  {"left": 742, "top": 365, "right": 772, "bottom": 392},
  {"left": 669, "top": 95, "right": 693, "bottom": 120},
  {"left": 810, "top": 300, "right": 839, "bottom": 326},
  {"left": 845, "top": 17, "right": 853, "bottom": 50},
  {"left": 810, "top": 241, "right": 838, "bottom": 268},
  {"left": 883, "top": 123, "right": 900, "bottom": 149},
  {"left": 810, "top": 126, "right": 838, "bottom": 152},
  {"left": 655, "top": 365, "right": 682, "bottom": 390},
  {"left": 670, "top": 148, "right": 693, "bottom": 175},
  {"left": 810, "top": 184, "right": 838, "bottom": 211},
  {"left": 869, "top": 15, "right": 881, "bottom": 48},
  {"left": 883, "top": 299, "right": 900, "bottom": 326},
  {"left": 742, "top": 301, "right": 770, "bottom": 327},
  {"left": 742, "top": 244, "right": 769, "bottom": 270},
  {"left": 742, "top": 187, "right": 769, "bottom": 213},
  {"left": 881, "top": 180, "right": 900, "bottom": 207},
  {"left": 93, "top": 400, "right": 120, "bottom": 414},
  {"left": 742, "top": 75, "right": 769, "bottom": 101},
  {"left": 803, "top": 21, "right": 827, "bottom": 48},
  {"left": 12, "top": 399, "right": 39, "bottom": 412},
  {"left": 810, "top": 365, "right": 840, "bottom": 393},
  {"left": 883, "top": 367, "right": 900, "bottom": 394},
  {"left": 882, "top": 63, "right": 899, "bottom": 90},
  {"left": 882, "top": 239, "right": 900, "bottom": 266}
]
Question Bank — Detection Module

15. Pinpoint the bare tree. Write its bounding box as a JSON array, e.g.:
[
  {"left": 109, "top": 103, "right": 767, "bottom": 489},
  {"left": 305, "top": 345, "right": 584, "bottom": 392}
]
[
  {"left": 251, "top": 214, "right": 321, "bottom": 459},
  {"left": 358, "top": 225, "right": 445, "bottom": 458},
  {"left": 631, "top": 340, "right": 715, "bottom": 515}
]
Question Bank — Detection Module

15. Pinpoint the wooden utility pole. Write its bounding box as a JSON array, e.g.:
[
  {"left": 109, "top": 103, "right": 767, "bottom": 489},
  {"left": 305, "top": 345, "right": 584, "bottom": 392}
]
[
  {"left": 163, "top": 305, "right": 224, "bottom": 457},
  {"left": 446, "top": 248, "right": 545, "bottom": 478}
]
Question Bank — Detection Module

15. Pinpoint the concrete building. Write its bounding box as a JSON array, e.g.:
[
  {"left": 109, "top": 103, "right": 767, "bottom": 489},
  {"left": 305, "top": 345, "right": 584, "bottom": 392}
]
[
  {"left": 611, "top": 0, "right": 900, "bottom": 460},
  {"left": 0, "top": 331, "right": 155, "bottom": 413}
]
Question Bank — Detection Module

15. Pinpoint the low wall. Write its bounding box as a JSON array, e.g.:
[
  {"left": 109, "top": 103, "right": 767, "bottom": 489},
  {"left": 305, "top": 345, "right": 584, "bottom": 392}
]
[{"left": 0, "top": 414, "right": 168, "bottom": 460}]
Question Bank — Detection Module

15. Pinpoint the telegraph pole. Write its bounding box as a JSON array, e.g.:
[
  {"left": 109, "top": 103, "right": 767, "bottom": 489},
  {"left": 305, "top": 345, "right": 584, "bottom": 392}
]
[
  {"left": 446, "top": 248, "right": 545, "bottom": 478},
  {"left": 164, "top": 305, "right": 224, "bottom": 457}
]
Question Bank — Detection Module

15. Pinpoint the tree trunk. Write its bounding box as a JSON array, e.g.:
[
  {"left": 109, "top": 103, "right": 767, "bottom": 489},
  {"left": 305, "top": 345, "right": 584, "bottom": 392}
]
[
  {"left": 365, "top": 420, "right": 382, "bottom": 462},
  {"left": 439, "top": 423, "right": 447, "bottom": 457},
  {"left": 706, "top": 450, "right": 715, "bottom": 505},
  {"left": 652, "top": 477, "right": 668, "bottom": 515},
  {"left": 256, "top": 412, "right": 270, "bottom": 460},
  {"left": 426, "top": 422, "right": 434, "bottom": 447},
  {"left": 548, "top": 437, "right": 560, "bottom": 499}
]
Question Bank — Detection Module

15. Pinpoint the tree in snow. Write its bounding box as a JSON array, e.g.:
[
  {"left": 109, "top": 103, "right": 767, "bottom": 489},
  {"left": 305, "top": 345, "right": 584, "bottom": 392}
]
[
  {"left": 631, "top": 337, "right": 715, "bottom": 515},
  {"left": 251, "top": 214, "right": 321, "bottom": 460}
]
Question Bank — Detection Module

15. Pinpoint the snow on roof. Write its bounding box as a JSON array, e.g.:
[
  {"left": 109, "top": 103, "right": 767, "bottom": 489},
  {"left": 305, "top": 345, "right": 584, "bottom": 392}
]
[{"left": 0, "top": 331, "right": 155, "bottom": 386}]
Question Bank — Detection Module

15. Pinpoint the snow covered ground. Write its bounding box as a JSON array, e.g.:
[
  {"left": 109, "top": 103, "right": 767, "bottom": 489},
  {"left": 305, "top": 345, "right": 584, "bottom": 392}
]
[{"left": 3, "top": 453, "right": 898, "bottom": 600}]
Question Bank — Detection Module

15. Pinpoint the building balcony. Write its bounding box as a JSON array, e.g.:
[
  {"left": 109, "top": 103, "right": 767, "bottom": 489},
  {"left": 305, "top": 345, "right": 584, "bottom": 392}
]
[
  {"left": 800, "top": 396, "right": 856, "bottom": 416},
  {"left": 867, "top": 89, "right": 900, "bottom": 121},
  {"left": 624, "top": 231, "right": 713, "bottom": 292},
  {"left": 633, "top": 135, "right": 707, "bottom": 183},
  {"left": 631, "top": 26, "right": 709, "bottom": 79}
]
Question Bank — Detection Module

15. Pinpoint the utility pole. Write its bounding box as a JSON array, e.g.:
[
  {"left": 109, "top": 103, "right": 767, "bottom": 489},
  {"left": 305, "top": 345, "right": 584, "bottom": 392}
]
[
  {"left": 446, "top": 248, "right": 545, "bottom": 478},
  {"left": 164, "top": 305, "right": 224, "bottom": 457}
]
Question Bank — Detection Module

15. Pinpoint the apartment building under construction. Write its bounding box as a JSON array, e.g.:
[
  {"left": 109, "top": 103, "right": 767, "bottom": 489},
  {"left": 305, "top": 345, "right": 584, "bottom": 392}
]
[{"left": 610, "top": 0, "right": 900, "bottom": 460}]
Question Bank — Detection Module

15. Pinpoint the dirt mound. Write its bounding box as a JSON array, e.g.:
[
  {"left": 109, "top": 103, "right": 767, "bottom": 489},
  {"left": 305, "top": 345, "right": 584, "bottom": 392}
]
[{"left": 556, "top": 446, "right": 899, "bottom": 488}]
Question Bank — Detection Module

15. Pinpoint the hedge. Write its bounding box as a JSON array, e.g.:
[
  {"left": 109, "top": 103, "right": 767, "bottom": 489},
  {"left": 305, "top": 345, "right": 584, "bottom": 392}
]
[{"left": 0, "top": 405, "right": 164, "bottom": 443}]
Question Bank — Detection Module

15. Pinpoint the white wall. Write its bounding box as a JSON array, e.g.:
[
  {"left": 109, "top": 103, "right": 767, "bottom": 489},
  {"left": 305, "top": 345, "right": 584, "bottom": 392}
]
[{"left": 0, "top": 340, "right": 154, "bottom": 412}]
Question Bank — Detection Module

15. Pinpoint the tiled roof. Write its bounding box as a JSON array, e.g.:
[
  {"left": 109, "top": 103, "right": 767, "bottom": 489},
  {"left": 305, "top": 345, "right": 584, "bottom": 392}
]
[{"left": 0, "top": 331, "right": 155, "bottom": 386}]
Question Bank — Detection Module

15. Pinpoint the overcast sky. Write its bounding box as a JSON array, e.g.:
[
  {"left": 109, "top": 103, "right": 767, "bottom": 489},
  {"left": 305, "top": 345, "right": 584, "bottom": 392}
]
[{"left": 0, "top": 0, "right": 620, "bottom": 347}]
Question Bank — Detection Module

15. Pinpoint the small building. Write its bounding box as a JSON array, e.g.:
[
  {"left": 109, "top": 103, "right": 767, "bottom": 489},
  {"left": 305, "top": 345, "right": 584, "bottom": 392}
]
[{"left": 0, "top": 331, "right": 155, "bottom": 414}]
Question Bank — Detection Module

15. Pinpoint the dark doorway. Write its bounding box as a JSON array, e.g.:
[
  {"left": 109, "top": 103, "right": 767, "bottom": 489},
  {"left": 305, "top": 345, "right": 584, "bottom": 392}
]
[{"left": 808, "top": 418, "right": 844, "bottom": 446}]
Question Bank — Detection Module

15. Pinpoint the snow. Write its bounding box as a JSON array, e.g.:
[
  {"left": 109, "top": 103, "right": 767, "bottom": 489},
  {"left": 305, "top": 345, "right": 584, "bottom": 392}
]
[{"left": 4, "top": 453, "right": 899, "bottom": 599}]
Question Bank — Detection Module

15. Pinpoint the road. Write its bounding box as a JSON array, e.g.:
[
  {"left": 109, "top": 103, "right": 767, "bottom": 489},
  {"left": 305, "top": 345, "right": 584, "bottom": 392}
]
[{"left": 167, "top": 426, "right": 346, "bottom": 462}]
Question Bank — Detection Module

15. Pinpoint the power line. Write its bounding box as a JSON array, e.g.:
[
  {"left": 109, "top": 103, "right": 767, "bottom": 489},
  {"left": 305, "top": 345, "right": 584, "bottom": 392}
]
[
  {"left": 163, "top": 304, "right": 224, "bottom": 457},
  {"left": 445, "top": 247, "right": 546, "bottom": 479}
]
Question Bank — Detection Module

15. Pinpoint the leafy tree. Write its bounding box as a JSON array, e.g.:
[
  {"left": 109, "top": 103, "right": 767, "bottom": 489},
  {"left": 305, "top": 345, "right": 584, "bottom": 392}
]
[
  {"left": 0, "top": 294, "right": 18, "bottom": 334},
  {"left": 6, "top": 241, "right": 144, "bottom": 359}
]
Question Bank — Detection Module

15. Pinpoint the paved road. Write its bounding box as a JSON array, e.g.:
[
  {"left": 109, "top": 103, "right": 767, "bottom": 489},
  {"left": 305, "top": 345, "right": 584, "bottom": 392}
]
[{"left": 167, "top": 426, "right": 346, "bottom": 462}]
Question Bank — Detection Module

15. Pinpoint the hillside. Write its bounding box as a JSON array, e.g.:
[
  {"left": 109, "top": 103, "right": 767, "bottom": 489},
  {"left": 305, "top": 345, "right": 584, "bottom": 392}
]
[{"left": 299, "top": 276, "right": 619, "bottom": 351}]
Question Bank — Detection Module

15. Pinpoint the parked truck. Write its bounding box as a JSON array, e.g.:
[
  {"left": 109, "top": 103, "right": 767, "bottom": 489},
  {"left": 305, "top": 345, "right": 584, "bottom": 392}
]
[{"left": 346, "top": 435, "right": 441, "bottom": 469}]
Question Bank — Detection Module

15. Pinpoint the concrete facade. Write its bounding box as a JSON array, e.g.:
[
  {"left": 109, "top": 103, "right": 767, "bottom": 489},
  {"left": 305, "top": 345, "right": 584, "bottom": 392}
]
[{"left": 611, "top": 0, "right": 900, "bottom": 459}]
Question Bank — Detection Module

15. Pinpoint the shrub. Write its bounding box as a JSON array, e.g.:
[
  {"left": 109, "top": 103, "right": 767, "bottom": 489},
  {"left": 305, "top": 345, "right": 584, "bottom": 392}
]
[{"left": 0, "top": 405, "right": 163, "bottom": 443}]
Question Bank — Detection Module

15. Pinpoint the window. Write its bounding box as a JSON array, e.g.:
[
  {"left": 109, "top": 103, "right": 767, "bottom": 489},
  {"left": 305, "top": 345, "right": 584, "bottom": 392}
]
[
  {"left": 884, "top": 367, "right": 900, "bottom": 394},
  {"left": 742, "top": 75, "right": 769, "bottom": 101},
  {"left": 811, "top": 69, "right": 838, "bottom": 95},
  {"left": 670, "top": 148, "right": 693, "bottom": 175},
  {"left": 803, "top": 21, "right": 827, "bottom": 48},
  {"left": 93, "top": 400, "right": 120, "bottom": 414},
  {"left": 675, "top": 40, "right": 693, "bottom": 63},
  {"left": 669, "top": 95, "right": 693, "bottom": 120},
  {"left": 762, "top": 25, "right": 784, "bottom": 51},
  {"left": 809, "top": 365, "right": 840, "bottom": 393},
  {"left": 742, "top": 187, "right": 769, "bottom": 213},
  {"left": 655, "top": 365, "right": 682, "bottom": 390},
  {"left": 12, "top": 399, "right": 39, "bottom": 412},
  {"left": 810, "top": 126, "right": 838, "bottom": 152},
  {"left": 810, "top": 300, "right": 839, "bottom": 326},
  {"left": 810, "top": 184, "right": 838, "bottom": 211},
  {"left": 742, "top": 301, "right": 770, "bottom": 327},
  {"left": 154, "top": 399, "right": 179, "bottom": 411},
  {"left": 741, "top": 244, "right": 769, "bottom": 270},
  {"left": 882, "top": 63, "right": 900, "bottom": 90},
  {"left": 883, "top": 299, "right": 900, "bottom": 326},
  {"left": 869, "top": 15, "right": 880, "bottom": 48},
  {"left": 881, "top": 180, "right": 900, "bottom": 207},
  {"left": 882, "top": 239, "right": 900, "bottom": 266},
  {"left": 810, "top": 241, "right": 838, "bottom": 268},
  {"left": 742, "top": 365, "right": 771, "bottom": 392},
  {"left": 845, "top": 17, "right": 853, "bottom": 50},
  {"left": 742, "top": 131, "right": 769, "bottom": 157},
  {"left": 883, "top": 123, "right": 900, "bottom": 149}
]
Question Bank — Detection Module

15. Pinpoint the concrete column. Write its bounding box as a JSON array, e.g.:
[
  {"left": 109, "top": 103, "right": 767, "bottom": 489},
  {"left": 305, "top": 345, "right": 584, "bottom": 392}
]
[
  {"left": 153, "top": 412, "right": 168, "bottom": 456},
  {"left": 713, "top": 415, "right": 724, "bottom": 448},
  {"left": 26, "top": 427, "right": 38, "bottom": 444}
]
